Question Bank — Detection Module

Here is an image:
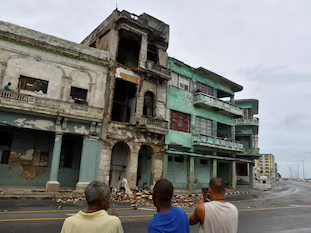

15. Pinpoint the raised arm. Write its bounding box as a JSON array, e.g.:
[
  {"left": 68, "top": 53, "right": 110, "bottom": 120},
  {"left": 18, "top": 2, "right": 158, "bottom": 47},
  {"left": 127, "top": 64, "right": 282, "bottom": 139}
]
[{"left": 188, "top": 203, "right": 205, "bottom": 225}]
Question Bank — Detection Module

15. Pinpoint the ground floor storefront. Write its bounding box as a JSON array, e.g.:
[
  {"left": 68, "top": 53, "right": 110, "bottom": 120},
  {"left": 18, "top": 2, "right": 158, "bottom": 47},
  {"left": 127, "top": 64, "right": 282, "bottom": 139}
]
[{"left": 0, "top": 111, "right": 101, "bottom": 192}]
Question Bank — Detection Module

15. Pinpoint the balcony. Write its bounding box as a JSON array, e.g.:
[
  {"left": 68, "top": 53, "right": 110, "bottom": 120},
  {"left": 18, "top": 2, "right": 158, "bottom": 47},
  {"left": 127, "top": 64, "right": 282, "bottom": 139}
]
[
  {"left": 192, "top": 134, "right": 244, "bottom": 152},
  {"left": 0, "top": 90, "right": 104, "bottom": 121},
  {"left": 237, "top": 147, "right": 260, "bottom": 157},
  {"left": 193, "top": 93, "right": 243, "bottom": 118},
  {"left": 139, "top": 116, "right": 168, "bottom": 135},
  {"left": 236, "top": 117, "right": 259, "bottom": 126},
  {"left": 145, "top": 60, "right": 171, "bottom": 81}
]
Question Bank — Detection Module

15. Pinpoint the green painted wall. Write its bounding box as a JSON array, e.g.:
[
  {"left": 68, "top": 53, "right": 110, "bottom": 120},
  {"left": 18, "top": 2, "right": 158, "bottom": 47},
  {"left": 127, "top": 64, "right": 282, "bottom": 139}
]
[
  {"left": 236, "top": 102, "right": 252, "bottom": 109},
  {"left": 194, "top": 158, "right": 211, "bottom": 188},
  {"left": 165, "top": 130, "right": 193, "bottom": 148},
  {"left": 167, "top": 155, "right": 188, "bottom": 188},
  {"left": 217, "top": 161, "right": 230, "bottom": 186}
]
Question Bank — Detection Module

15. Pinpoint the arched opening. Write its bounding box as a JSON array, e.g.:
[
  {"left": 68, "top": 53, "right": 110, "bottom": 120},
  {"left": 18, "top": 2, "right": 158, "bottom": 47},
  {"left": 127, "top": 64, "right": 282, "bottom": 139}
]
[
  {"left": 136, "top": 145, "right": 153, "bottom": 189},
  {"left": 143, "top": 91, "right": 154, "bottom": 118},
  {"left": 109, "top": 142, "right": 131, "bottom": 188}
]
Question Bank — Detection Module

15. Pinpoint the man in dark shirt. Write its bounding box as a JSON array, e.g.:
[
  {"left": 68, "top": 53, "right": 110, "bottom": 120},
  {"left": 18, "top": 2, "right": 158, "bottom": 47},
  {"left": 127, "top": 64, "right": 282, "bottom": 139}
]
[{"left": 148, "top": 179, "right": 189, "bottom": 233}]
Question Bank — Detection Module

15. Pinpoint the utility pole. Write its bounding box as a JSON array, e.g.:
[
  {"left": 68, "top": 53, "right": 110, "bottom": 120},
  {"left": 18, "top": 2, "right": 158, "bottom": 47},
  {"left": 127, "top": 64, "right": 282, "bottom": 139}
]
[
  {"left": 301, "top": 157, "right": 306, "bottom": 180},
  {"left": 297, "top": 161, "right": 300, "bottom": 179}
]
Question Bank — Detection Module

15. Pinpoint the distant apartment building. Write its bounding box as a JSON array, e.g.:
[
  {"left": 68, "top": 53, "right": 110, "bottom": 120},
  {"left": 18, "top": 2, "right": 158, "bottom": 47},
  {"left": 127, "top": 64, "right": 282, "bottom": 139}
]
[
  {"left": 163, "top": 57, "right": 257, "bottom": 190},
  {"left": 255, "top": 154, "right": 276, "bottom": 178}
]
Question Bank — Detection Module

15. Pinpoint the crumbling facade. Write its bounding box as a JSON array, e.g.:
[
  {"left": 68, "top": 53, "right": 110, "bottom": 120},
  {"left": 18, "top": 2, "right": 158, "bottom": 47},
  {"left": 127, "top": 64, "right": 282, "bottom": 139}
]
[
  {"left": 81, "top": 10, "right": 170, "bottom": 189},
  {"left": 0, "top": 21, "right": 110, "bottom": 191},
  {"left": 235, "top": 99, "right": 260, "bottom": 186},
  {"left": 164, "top": 57, "right": 256, "bottom": 190}
]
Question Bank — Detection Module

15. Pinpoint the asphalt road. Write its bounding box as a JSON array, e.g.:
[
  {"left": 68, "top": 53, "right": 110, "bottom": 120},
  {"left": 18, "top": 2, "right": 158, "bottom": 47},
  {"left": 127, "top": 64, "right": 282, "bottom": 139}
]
[{"left": 1, "top": 180, "right": 311, "bottom": 233}]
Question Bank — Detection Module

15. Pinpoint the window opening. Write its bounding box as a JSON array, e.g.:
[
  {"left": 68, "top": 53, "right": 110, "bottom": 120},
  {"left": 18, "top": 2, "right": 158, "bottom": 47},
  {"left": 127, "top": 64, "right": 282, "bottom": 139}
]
[
  {"left": 196, "top": 82, "right": 213, "bottom": 95},
  {"left": 147, "top": 44, "right": 158, "bottom": 63},
  {"left": 170, "top": 110, "right": 190, "bottom": 132},
  {"left": 19, "top": 76, "right": 49, "bottom": 94},
  {"left": 0, "top": 131, "right": 12, "bottom": 165},
  {"left": 168, "top": 156, "right": 173, "bottom": 162},
  {"left": 116, "top": 29, "right": 141, "bottom": 69},
  {"left": 70, "top": 87, "right": 88, "bottom": 104},
  {"left": 178, "top": 75, "right": 190, "bottom": 91},
  {"left": 195, "top": 117, "right": 212, "bottom": 136},
  {"left": 60, "top": 135, "right": 83, "bottom": 168},
  {"left": 112, "top": 79, "right": 137, "bottom": 123},
  {"left": 200, "top": 159, "right": 208, "bottom": 165},
  {"left": 174, "top": 156, "right": 184, "bottom": 163},
  {"left": 143, "top": 91, "right": 155, "bottom": 117}
]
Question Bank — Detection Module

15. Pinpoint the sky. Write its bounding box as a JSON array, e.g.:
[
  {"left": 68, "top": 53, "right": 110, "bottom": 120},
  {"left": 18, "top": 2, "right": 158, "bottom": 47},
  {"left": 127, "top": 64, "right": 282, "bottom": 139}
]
[{"left": 1, "top": 0, "right": 311, "bottom": 178}]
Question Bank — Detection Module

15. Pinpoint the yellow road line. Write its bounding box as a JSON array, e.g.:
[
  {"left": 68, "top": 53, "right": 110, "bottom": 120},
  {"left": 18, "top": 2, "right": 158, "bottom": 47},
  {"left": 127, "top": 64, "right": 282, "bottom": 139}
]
[
  {"left": 2, "top": 205, "right": 311, "bottom": 222},
  {"left": 0, "top": 207, "right": 134, "bottom": 215}
]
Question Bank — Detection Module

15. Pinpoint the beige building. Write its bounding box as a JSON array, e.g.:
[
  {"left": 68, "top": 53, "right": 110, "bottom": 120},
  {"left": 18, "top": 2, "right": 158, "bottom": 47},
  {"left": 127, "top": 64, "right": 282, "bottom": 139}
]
[{"left": 254, "top": 154, "right": 276, "bottom": 178}]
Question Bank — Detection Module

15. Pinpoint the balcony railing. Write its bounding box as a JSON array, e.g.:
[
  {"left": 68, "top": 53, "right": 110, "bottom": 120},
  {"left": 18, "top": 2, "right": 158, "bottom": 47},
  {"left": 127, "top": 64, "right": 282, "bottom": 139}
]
[
  {"left": 0, "top": 90, "right": 104, "bottom": 121},
  {"left": 193, "top": 93, "right": 243, "bottom": 117},
  {"left": 245, "top": 147, "right": 260, "bottom": 154},
  {"left": 145, "top": 60, "right": 171, "bottom": 80},
  {"left": 139, "top": 116, "right": 168, "bottom": 135},
  {"left": 192, "top": 134, "right": 244, "bottom": 152},
  {"left": 236, "top": 117, "right": 259, "bottom": 126}
]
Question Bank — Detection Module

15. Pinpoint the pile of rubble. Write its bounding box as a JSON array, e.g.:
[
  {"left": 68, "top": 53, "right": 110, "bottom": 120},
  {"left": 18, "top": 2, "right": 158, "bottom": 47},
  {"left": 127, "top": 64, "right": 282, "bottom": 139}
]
[{"left": 112, "top": 188, "right": 201, "bottom": 208}]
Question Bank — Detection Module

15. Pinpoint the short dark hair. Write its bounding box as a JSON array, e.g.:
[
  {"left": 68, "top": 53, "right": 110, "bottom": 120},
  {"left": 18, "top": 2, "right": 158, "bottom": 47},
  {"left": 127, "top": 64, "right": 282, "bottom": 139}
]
[
  {"left": 209, "top": 177, "right": 226, "bottom": 194},
  {"left": 8, "top": 82, "right": 11, "bottom": 86},
  {"left": 153, "top": 179, "right": 173, "bottom": 203}
]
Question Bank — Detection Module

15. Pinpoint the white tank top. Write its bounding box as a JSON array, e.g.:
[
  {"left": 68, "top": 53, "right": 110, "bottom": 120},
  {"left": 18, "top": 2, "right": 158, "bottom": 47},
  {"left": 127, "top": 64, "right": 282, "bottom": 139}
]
[{"left": 199, "top": 201, "right": 238, "bottom": 233}]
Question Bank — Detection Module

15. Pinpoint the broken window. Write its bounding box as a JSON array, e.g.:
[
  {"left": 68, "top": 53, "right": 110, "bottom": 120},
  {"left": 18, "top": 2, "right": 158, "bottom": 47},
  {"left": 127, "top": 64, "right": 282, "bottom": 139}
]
[
  {"left": 19, "top": 75, "right": 49, "bottom": 94},
  {"left": 170, "top": 110, "right": 190, "bottom": 133},
  {"left": 147, "top": 44, "right": 158, "bottom": 63},
  {"left": 174, "top": 156, "right": 184, "bottom": 163},
  {"left": 112, "top": 79, "right": 137, "bottom": 123},
  {"left": 116, "top": 29, "right": 141, "bottom": 69},
  {"left": 143, "top": 91, "right": 155, "bottom": 117},
  {"left": 0, "top": 130, "right": 12, "bottom": 165},
  {"left": 70, "top": 87, "right": 88, "bottom": 105},
  {"left": 195, "top": 117, "right": 212, "bottom": 136},
  {"left": 178, "top": 75, "right": 190, "bottom": 91},
  {"left": 196, "top": 82, "right": 213, "bottom": 95}
]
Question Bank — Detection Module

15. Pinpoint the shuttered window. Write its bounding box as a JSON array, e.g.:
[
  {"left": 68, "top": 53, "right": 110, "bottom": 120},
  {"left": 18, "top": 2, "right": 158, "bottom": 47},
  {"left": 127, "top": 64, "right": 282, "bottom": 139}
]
[
  {"left": 170, "top": 110, "right": 190, "bottom": 132},
  {"left": 196, "top": 82, "right": 213, "bottom": 95},
  {"left": 195, "top": 117, "right": 212, "bottom": 136}
]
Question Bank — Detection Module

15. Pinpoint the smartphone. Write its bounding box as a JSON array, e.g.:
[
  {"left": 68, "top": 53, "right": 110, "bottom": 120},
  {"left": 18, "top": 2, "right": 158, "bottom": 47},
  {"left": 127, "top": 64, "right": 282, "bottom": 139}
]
[{"left": 202, "top": 188, "right": 210, "bottom": 202}]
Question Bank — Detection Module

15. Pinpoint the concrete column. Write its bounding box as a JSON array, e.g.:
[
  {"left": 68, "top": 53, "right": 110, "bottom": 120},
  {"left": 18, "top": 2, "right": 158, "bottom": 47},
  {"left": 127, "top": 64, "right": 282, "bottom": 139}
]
[
  {"left": 76, "top": 136, "right": 100, "bottom": 191},
  {"left": 109, "top": 28, "right": 119, "bottom": 60},
  {"left": 212, "top": 120, "right": 217, "bottom": 137},
  {"left": 212, "top": 159, "right": 217, "bottom": 177},
  {"left": 139, "top": 35, "right": 148, "bottom": 69},
  {"left": 230, "top": 95, "right": 235, "bottom": 104},
  {"left": 163, "top": 153, "right": 168, "bottom": 179},
  {"left": 127, "top": 149, "right": 139, "bottom": 189},
  {"left": 232, "top": 160, "right": 237, "bottom": 190},
  {"left": 98, "top": 142, "right": 112, "bottom": 184},
  {"left": 46, "top": 133, "right": 63, "bottom": 192},
  {"left": 231, "top": 126, "right": 235, "bottom": 141},
  {"left": 0, "top": 63, "right": 7, "bottom": 87},
  {"left": 187, "top": 157, "right": 195, "bottom": 191},
  {"left": 249, "top": 163, "right": 253, "bottom": 188},
  {"left": 212, "top": 88, "right": 217, "bottom": 97}
]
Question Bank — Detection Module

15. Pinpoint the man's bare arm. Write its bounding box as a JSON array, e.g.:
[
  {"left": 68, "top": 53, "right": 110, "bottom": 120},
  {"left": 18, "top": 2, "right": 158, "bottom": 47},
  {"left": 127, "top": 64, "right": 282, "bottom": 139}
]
[{"left": 188, "top": 203, "right": 205, "bottom": 225}]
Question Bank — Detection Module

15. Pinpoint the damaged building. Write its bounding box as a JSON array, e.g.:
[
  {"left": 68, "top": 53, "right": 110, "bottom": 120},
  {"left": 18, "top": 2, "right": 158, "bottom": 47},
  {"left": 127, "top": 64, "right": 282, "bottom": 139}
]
[
  {"left": 0, "top": 21, "right": 109, "bottom": 191},
  {"left": 81, "top": 10, "right": 170, "bottom": 190},
  {"left": 164, "top": 58, "right": 258, "bottom": 190}
]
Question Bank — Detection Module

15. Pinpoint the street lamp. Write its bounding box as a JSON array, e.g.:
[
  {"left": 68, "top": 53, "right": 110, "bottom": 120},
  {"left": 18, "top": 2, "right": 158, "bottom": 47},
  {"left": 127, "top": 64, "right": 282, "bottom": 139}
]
[
  {"left": 301, "top": 157, "right": 306, "bottom": 180},
  {"left": 297, "top": 160, "right": 300, "bottom": 179}
]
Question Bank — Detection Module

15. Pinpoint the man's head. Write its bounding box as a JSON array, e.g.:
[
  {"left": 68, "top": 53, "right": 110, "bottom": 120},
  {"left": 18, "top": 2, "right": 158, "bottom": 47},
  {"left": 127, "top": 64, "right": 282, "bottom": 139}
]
[
  {"left": 153, "top": 179, "right": 173, "bottom": 209},
  {"left": 208, "top": 177, "right": 226, "bottom": 200},
  {"left": 8, "top": 82, "right": 11, "bottom": 86},
  {"left": 85, "top": 181, "right": 111, "bottom": 211}
]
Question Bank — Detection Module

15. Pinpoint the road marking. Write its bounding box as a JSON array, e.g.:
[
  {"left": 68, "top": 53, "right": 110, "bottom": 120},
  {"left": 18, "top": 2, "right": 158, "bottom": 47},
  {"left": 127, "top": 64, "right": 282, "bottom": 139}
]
[
  {"left": 138, "top": 208, "right": 156, "bottom": 211},
  {"left": 2, "top": 204, "right": 311, "bottom": 222},
  {"left": 0, "top": 207, "right": 133, "bottom": 215}
]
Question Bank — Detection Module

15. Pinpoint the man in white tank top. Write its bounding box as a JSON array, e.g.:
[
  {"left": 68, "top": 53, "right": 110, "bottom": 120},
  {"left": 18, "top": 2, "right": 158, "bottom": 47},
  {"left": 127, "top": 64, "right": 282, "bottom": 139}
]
[{"left": 188, "top": 177, "right": 238, "bottom": 233}]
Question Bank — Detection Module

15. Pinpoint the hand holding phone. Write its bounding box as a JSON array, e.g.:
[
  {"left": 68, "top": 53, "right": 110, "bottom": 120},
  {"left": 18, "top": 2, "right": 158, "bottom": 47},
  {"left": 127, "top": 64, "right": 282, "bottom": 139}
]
[{"left": 202, "top": 188, "right": 210, "bottom": 202}]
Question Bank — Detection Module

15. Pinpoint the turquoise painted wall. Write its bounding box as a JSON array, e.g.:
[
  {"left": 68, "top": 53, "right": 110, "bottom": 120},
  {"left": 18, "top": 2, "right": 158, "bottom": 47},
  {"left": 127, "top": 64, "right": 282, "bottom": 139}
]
[
  {"left": 165, "top": 130, "right": 193, "bottom": 148},
  {"left": 167, "top": 155, "right": 188, "bottom": 188},
  {"left": 236, "top": 102, "right": 252, "bottom": 109},
  {"left": 217, "top": 162, "right": 230, "bottom": 187},
  {"left": 194, "top": 158, "right": 210, "bottom": 189}
]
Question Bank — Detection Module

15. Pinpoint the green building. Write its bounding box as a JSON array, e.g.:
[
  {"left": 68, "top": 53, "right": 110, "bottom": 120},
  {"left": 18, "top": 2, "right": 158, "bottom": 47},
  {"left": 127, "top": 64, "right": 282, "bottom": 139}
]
[{"left": 163, "top": 57, "right": 257, "bottom": 190}]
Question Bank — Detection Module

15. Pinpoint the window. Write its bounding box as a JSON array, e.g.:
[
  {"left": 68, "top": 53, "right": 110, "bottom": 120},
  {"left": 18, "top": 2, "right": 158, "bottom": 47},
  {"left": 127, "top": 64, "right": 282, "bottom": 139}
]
[
  {"left": 70, "top": 87, "right": 88, "bottom": 104},
  {"left": 174, "top": 156, "right": 184, "bottom": 163},
  {"left": 195, "top": 117, "right": 212, "bottom": 136},
  {"left": 168, "top": 156, "right": 173, "bottom": 162},
  {"left": 19, "top": 76, "right": 49, "bottom": 94},
  {"left": 178, "top": 75, "right": 190, "bottom": 91},
  {"left": 196, "top": 82, "right": 213, "bottom": 95},
  {"left": 170, "top": 110, "right": 190, "bottom": 132},
  {"left": 0, "top": 150, "right": 9, "bottom": 164},
  {"left": 243, "top": 108, "right": 251, "bottom": 118},
  {"left": 143, "top": 91, "right": 154, "bottom": 117},
  {"left": 200, "top": 159, "right": 208, "bottom": 165}
]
